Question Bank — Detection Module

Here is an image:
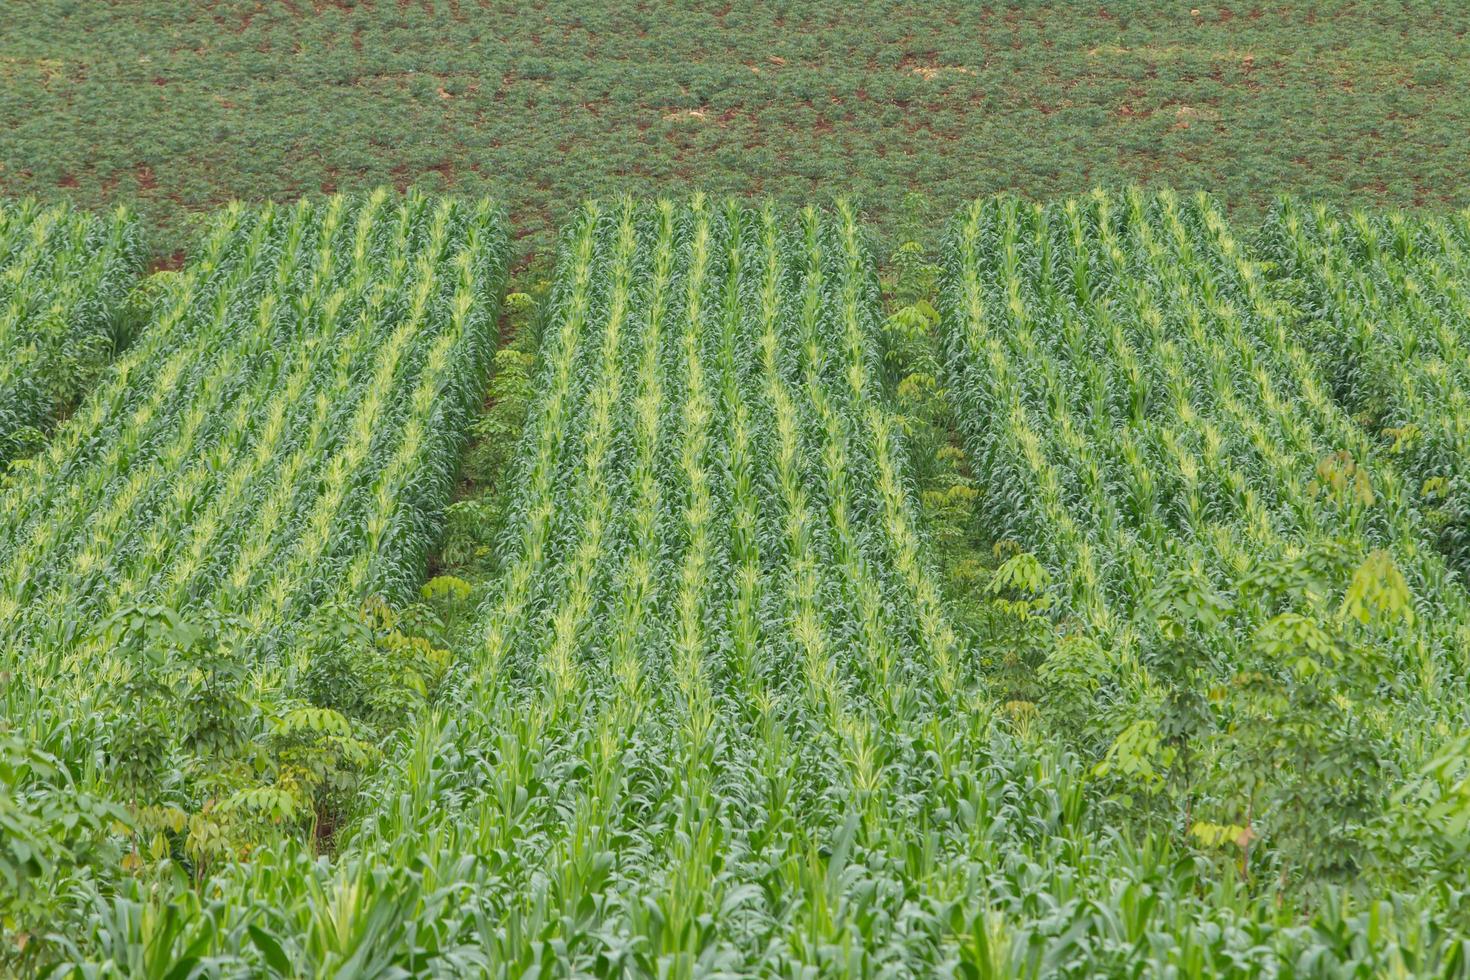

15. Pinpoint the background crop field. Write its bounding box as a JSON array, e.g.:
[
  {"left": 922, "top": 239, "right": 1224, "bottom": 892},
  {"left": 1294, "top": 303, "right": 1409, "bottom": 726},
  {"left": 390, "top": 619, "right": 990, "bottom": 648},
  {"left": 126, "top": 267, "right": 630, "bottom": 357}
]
[{"left": 3, "top": 1, "right": 1468, "bottom": 257}]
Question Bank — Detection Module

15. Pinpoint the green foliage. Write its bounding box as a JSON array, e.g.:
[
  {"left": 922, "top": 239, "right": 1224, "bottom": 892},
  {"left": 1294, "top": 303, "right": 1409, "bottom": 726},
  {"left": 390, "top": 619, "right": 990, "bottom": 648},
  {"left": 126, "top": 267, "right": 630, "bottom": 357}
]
[
  {"left": 96, "top": 601, "right": 253, "bottom": 804},
  {"left": 1135, "top": 545, "right": 1408, "bottom": 881},
  {"left": 5, "top": 3, "right": 1467, "bottom": 256},
  {"left": 1381, "top": 733, "right": 1470, "bottom": 892},
  {"left": 1263, "top": 198, "right": 1470, "bottom": 580},
  {"left": 0, "top": 190, "right": 510, "bottom": 962},
  {"left": 939, "top": 186, "right": 1470, "bottom": 960},
  {"left": 1035, "top": 633, "right": 1113, "bottom": 747},
  {"left": 437, "top": 283, "right": 547, "bottom": 578},
  {"left": 0, "top": 736, "right": 128, "bottom": 964},
  {"left": 27, "top": 198, "right": 1026, "bottom": 975},
  {"left": 876, "top": 220, "right": 1059, "bottom": 715},
  {"left": 13, "top": 185, "right": 1470, "bottom": 974}
]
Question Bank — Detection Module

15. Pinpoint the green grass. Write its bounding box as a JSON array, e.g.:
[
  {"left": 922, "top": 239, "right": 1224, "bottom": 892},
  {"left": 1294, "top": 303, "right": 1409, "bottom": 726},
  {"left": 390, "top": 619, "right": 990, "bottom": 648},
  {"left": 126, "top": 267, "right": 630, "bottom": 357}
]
[{"left": 4, "top": 1, "right": 1468, "bottom": 256}]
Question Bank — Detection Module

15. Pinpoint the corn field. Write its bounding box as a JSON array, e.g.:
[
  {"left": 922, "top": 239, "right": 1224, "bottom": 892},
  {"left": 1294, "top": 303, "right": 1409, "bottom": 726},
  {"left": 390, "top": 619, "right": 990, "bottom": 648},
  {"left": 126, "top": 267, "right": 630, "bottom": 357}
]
[
  {"left": 56, "top": 197, "right": 996, "bottom": 974},
  {"left": 0, "top": 200, "right": 142, "bottom": 465},
  {"left": 1264, "top": 200, "right": 1470, "bottom": 578},
  {"left": 940, "top": 188, "right": 1468, "bottom": 691},
  {"left": 938, "top": 188, "right": 1470, "bottom": 972},
  {"left": 6, "top": 190, "right": 1470, "bottom": 976},
  {"left": 1, "top": 191, "right": 508, "bottom": 950}
]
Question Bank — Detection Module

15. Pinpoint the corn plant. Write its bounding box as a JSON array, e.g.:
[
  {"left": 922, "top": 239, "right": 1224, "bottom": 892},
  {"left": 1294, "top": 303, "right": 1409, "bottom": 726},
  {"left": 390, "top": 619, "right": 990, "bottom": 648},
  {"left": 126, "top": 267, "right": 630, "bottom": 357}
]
[{"left": 0, "top": 199, "right": 142, "bottom": 465}]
